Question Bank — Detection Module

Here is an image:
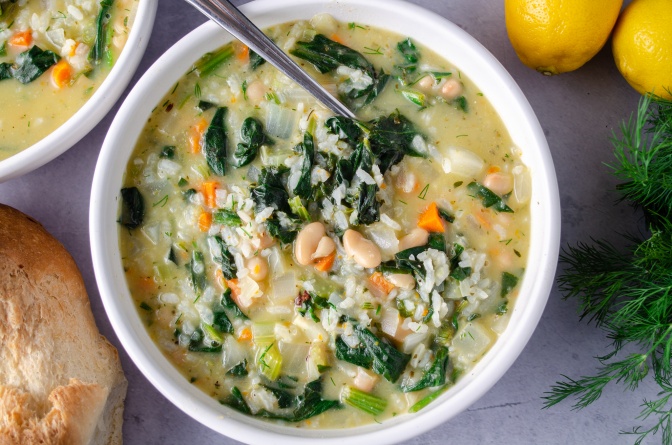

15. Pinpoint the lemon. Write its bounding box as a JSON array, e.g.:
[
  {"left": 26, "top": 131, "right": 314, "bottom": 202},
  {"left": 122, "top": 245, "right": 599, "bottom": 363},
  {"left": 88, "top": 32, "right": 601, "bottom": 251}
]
[
  {"left": 612, "top": 0, "right": 672, "bottom": 99},
  {"left": 505, "top": 0, "right": 623, "bottom": 75}
]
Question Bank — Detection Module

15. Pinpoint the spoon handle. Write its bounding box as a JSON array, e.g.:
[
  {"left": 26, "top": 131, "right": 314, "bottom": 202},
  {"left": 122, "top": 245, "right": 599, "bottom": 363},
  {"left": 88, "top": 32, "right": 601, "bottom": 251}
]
[{"left": 184, "top": 0, "right": 356, "bottom": 119}]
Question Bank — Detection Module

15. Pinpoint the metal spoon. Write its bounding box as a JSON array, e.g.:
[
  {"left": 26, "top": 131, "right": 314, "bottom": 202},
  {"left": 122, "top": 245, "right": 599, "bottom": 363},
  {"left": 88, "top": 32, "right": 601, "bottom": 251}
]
[{"left": 184, "top": 0, "right": 356, "bottom": 119}]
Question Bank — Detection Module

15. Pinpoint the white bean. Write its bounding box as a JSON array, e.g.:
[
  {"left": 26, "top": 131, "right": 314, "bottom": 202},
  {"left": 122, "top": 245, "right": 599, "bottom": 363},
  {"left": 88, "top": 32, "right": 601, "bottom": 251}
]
[
  {"left": 439, "top": 78, "right": 463, "bottom": 100},
  {"left": 352, "top": 367, "right": 379, "bottom": 393},
  {"left": 398, "top": 228, "right": 429, "bottom": 251},
  {"left": 386, "top": 273, "right": 415, "bottom": 290},
  {"left": 245, "top": 80, "right": 267, "bottom": 105},
  {"left": 483, "top": 171, "right": 514, "bottom": 195},
  {"left": 312, "top": 236, "right": 336, "bottom": 260},
  {"left": 416, "top": 74, "right": 435, "bottom": 92},
  {"left": 295, "top": 222, "right": 326, "bottom": 265},
  {"left": 342, "top": 230, "right": 382, "bottom": 269},
  {"left": 246, "top": 257, "right": 268, "bottom": 281}
]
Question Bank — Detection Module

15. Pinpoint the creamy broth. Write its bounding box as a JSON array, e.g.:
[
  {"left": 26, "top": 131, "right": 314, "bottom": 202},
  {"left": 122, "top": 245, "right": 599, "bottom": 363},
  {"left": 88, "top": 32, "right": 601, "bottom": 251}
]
[
  {"left": 0, "top": 0, "right": 138, "bottom": 160},
  {"left": 119, "top": 15, "right": 531, "bottom": 428}
]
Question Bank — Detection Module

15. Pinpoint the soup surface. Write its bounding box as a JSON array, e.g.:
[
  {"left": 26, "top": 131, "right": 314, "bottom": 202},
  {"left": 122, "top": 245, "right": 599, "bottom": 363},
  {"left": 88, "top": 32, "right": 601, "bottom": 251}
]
[
  {"left": 0, "top": 0, "right": 138, "bottom": 160},
  {"left": 119, "top": 15, "right": 531, "bottom": 428}
]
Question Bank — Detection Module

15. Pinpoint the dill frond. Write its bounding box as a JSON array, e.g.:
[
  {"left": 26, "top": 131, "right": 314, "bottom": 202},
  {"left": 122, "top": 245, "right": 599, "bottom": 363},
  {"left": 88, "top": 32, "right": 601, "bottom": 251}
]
[
  {"left": 608, "top": 94, "right": 672, "bottom": 227},
  {"left": 547, "top": 95, "right": 672, "bottom": 445}
]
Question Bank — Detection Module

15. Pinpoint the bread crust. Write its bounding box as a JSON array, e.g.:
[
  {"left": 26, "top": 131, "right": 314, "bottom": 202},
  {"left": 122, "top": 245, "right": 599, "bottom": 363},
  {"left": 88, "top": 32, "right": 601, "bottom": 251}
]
[{"left": 0, "top": 204, "right": 127, "bottom": 445}]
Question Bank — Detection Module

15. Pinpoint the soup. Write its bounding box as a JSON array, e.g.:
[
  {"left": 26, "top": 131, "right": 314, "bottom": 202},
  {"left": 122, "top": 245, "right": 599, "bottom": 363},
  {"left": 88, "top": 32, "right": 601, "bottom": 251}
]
[
  {"left": 119, "top": 14, "right": 531, "bottom": 428},
  {"left": 0, "top": 0, "right": 138, "bottom": 160}
]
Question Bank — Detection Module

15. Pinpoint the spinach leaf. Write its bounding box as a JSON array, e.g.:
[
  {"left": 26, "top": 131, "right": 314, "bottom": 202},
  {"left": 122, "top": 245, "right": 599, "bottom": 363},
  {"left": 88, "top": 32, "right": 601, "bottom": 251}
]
[
  {"left": 197, "top": 100, "right": 216, "bottom": 112},
  {"left": 355, "top": 183, "right": 380, "bottom": 225},
  {"left": 213, "top": 209, "right": 242, "bottom": 227},
  {"left": 290, "top": 34, "right": 387, "bottom": 108},
  {"left": 290, "top": 378, "right": 340, "bottom": 421},
  {"left": 119, "top": 187, "right": 144, "bottom": 229},
  {"left": 258, "top": 378, "right": 340, "bottom": 422},
  {"left": 395, "top": 233, "right": 446, "bottom": 279},
  {"left": 89, "top": 0, "right": 114, "bottom": 65},
  {"left": 291, "top": 34, "right": 373, "bottom": 75},
  {"left": 397, "top": 38, "right": 420, "bottom": 65},
  {"left": 350, "top": 139, "right": 374, "bottom": 174},
  {"left": 325, "top": 116, "right": 364, "bottom": 145},
  {"left": 266, "top": 214, "right": 300, "bottom": 244},
  {"left": 222, "top": 288, "right": 248, "bottom": 319},
  {"left": 467, "top": 181, "right": 513, "bottom": 213},
  {"left": 263, "top": 385, "right": 294, "bottom": 409},
  {"left": 401, "top": 346, "right": 449, "bottom": 392},
  {"left": 252, "top": 167, "right": 290, "bottom": 213},
  {"left": 212, "top": 307, "right": 233, "bottom": 334},
  {"left": 395, "top": 38, "right": 420, "bottom": 81},
  {"left": 335, "top": 336, "right": 373, "bottom": 368},
  {"left": 249, "top": 49, "right": 266, "bottom": 70},
  {"left": 12, "top": 46, "right": 60, "bottom": 84},
  {"left": 227, "top": 360, "right": 248, "bottom": 376},
  {"left": 501, "top": 272, "right": 519, "bottom": 297},
  {"left": 292, "top": 132, "right": 315, "bottom": 199},
  {"left": 160, "top": 145, "right": 176, "bottom": 159},
  {"left": 369, "top": 111, "right": 425, "bottom": 173},
  {"left": 449, "top": 243, "right": 472, "bottom": 281},
  {"left": 234, "top": 117, "right": 272, "bottom": 167},
  {"left": 221, "top": 386, "right": 252, "bottom": 414},
  {"left": 336, "top": 326, "right": 410, "bottom": 382},
  {"left": 187, "top": 328, "right": 222, "bottom": 353},
  {"left": 296, "top": 290, "right": 331, "bottom": 323},
  {"left": 0, "top": 63, "right": 12, "bottom": 81},
  {"left": 203, "top": 107, "right": 228, "bottom": 176},
  {"left": 214, "top": 236, "right": 236, "bottom": 280},
  {"left": 355, "top": 325, "right": 410, "bottom": 382},
  {"left": 189, "top": 250, "right": 206, "bottom": 294}
]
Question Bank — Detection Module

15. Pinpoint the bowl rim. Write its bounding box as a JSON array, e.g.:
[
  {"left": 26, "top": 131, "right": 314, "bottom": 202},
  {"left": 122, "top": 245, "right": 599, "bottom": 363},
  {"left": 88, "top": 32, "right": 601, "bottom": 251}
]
[
  {"left": 0, "top": 0, "right": 158, "bottom": 183},
  {"left": 90, "top": 1, "right": 561, "bottom": 443}
]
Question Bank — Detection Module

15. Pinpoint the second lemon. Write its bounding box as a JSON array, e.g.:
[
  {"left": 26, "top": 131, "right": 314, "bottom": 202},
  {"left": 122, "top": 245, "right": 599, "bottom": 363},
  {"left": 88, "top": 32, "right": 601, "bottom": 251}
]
[{"left": 505, "top": 0, "right": 623, "bottom": 75}]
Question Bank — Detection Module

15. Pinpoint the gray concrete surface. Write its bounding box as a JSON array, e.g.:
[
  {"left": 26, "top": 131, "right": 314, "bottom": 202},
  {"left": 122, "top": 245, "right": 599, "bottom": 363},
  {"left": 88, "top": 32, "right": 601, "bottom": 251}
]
[{"left": 0, "top": 0, "right": 656, "bottom": 444}]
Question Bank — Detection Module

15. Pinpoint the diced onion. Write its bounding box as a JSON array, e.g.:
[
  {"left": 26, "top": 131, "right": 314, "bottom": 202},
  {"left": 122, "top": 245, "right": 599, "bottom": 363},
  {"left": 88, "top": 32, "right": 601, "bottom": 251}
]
[
  {"left": 513, "top": 166, "right": 532, "bottom": 205},
  {"left": 440, "top": 146, "right": 484, "bottom": 177},
  {"left": 265, "top": 103, "right": 296, "bottom": 139}
]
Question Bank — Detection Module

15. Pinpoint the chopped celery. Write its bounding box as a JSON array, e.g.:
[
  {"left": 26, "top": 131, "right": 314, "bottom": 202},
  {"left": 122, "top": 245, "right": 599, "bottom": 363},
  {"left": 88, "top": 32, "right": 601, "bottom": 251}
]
[
  {"left": 252, "top": 323, "right": 276, "bottom": 345},
  {"left": 202, "top": 323, "right": 224, "bottom": 345},
  {"left": 408, "top": 385, "right": 449, "bottom": 413},
  {"left": 288, "top": 196, "right": 311, "bottom": 221},
  {"left": 194, "top": 44, "right": 234, "bottom": 77},
  {"left": 256, "top": 342, "right": 282, "bottom": 381},
  {"left": 343, "top": 387, "right": 387, "bottom": 415}
]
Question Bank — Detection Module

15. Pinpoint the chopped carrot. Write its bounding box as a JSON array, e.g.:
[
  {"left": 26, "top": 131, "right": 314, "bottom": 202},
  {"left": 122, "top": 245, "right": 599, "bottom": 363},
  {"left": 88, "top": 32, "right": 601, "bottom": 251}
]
[
  {"left": 198, "top": 210, "right": 212, "bottom": 232},
  {"left": 226, "top": 278, "right": 241, "bottom": 299},
  {"left": 487, "top": 165, "right": 501, "bottom": 175},
  {"left": 215, "top": 268, "right": 225, "bottom": 288},
  {"left": 230, "top": 96, "right": 237, "bottom": 104},
  {"left": 473, "top": 210, "right": 492, "bottom": 229},
  {"left": 238, "top": 327, "right": 252, "bottom": 342},
  {"left": 314, "top": 251, "right": 336, "bottom": 272},
  {"left": 236, "top": 43, "right": 250, "bottom": 63},
  {"left": 417, "top": 202, "right": 445, "bottom": 233},
  {"left": 330, "top": 33, "right": 344, "bottom": 44},
  {"left": 201, "top": 181, "right": 218, "bottom": 208},
  {"left": 189, "top": 118, "right": 208, "bottom": 154},
  {"left": 137, "top": 276, "right": 156, "bottom": 293},
  {"left": 9, "top": 30, "right": 32, "bottom": 47},
  {"left": 50, "top": 60, "right": 72, "bottom": 89},
  {"left": 369, "top": 272, "right": 395, "bottom": 295}
]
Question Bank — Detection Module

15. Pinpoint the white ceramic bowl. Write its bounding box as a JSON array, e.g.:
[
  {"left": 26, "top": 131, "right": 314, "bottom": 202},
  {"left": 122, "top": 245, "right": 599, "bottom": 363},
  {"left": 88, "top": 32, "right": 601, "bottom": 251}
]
[
  {"left": 90, "top": 1, "right": 560, "bottom": 443},
  {"left": 0, "top": 0, "right": 158, "bottom": 182}
]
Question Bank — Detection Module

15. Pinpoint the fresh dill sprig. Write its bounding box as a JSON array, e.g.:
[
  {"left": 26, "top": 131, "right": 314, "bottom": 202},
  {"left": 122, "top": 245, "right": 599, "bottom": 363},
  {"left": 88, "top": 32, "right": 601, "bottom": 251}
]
[
  {"left": 608, "top": 94, "right": 672, "bottom": 226},
  {"left": 544, "top": 94, "right": 672, "bottom": 445}
]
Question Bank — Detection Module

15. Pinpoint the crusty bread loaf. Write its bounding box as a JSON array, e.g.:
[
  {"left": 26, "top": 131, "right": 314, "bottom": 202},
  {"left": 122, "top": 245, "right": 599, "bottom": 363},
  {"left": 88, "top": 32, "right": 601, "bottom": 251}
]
[{"left": 0, "top": 204, "right": 127, "bottom": 445}]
